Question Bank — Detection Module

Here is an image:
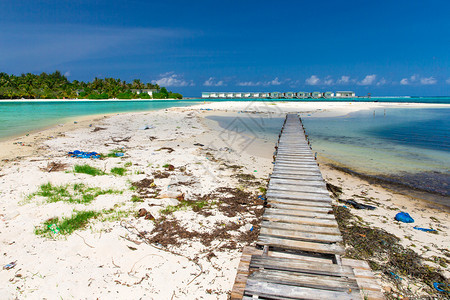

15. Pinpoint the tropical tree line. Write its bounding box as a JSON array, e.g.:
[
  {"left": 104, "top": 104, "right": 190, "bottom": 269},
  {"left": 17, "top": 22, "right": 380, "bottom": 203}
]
[{"left": 0, "top": 71, "right": 182, "bottom": 99}]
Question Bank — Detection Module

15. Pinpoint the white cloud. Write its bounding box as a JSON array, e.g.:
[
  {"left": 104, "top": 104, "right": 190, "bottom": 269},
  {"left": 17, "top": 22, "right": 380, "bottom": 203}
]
[
  {"left": 400, "top": 78, "right": 409, "bottom": 85},
  {"left": 203, "top": 77, "right": 225, "bottom": 87},
  {"left": 358, "top": 74, "right": 377, "bottom": 86},
  {"left": 337, "top": 76, "right": 350, "bottom": 84},
  {"left": 420, "top": 76, "right": 437, "bottom": 85},
  {"left": 64, "top": 71, "right": 71, "bottom": 77},
  {"left": 305, "top": 75, "right": 320, "bottom": 85},
  {"left": 377, "top": 78, "right": 387, "bottom": 86},
  {"left": 152, "top": 72, "right": 194, "bottom": 87},
  {"left": 446, "top": 78, "right": 450, "bottom": 84},
  {"left": 237, "top": 77, "right": 282, "bottom": 86},
  {"left": 323, "top": 76, "right": 334, "bottom": 85}
]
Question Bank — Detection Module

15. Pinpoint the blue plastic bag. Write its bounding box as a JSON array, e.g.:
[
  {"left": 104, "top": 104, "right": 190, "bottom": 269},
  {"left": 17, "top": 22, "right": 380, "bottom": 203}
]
[{"left": 395, "top": 212, "right": 414, "bottom": 223}]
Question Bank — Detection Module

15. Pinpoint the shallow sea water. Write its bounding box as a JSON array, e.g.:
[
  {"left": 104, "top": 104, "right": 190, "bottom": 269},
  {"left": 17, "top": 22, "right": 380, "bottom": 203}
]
[{"left": 208, "top": 107, "right": 450, "bottom": 206}]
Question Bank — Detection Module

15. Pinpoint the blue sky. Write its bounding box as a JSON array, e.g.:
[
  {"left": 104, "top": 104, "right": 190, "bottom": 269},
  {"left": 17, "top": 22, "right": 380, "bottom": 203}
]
[{"left": 0, "top": 0, "right": 449, "bottom": 96}]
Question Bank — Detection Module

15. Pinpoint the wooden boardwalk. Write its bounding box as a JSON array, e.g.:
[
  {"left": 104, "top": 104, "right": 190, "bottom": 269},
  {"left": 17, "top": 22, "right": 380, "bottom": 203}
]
[{"left": 231, "top": 114, "right": 384, "bottom": 300}]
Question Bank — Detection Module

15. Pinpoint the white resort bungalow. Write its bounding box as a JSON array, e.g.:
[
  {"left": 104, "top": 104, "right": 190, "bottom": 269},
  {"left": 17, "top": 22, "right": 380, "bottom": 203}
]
[
  {"left": 284, "top": 92, "right": 294, "bottom": 98},
  {"left": 335, "top": 91, "right": 355, "bottom": 98},
  {"left": 323, "top": 92, "right": 335, "bottom": 98},
  {"left": 311, "top": 92, "right": 322, "bottom": 98},
  {"left": 131, "top": 89, "right": 158, "bottom": 96}
]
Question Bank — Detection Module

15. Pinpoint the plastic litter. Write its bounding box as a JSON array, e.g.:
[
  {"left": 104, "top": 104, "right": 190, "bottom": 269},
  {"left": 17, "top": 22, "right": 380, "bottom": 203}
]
[
  {"left": 433, "top": 282, "right": 449, "bottom": 292},
  {"left": 257, "top": 195, "right": 266, "bottom": 201},
  {"left": 342, "top": 199, "right": 376, "bottom": 210},
  {"left": 68, "top": 150, "right": 100, "bottom": 159},
  {"left": 3, "top": 261, "right": 17, "bottom": 270},
  {"left": 413, "top": 226, "right": 437, "bottom": 232},
  {"left": 48, "top": 224, "right": 60, "bottom": 234},
  {"left": 193, "top": 143, "right": 204, "bottom": 147},
  {"left": 395, "top": 212, "right": 414, "bottom": 223},
  {"left": 389, "top": 271, "right": 402, "bottom": 280},
  {"left": 115, "top": 153, "right": 124, "bottom": 157},
  {"left": 139, "top": 125, "right": 154, "bottom": 130}
]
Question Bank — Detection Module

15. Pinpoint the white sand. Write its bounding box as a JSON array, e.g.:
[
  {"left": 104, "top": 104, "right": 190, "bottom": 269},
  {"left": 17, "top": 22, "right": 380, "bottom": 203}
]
[{"left": 0, "top": 101, "right": 448, "bottom": 298}]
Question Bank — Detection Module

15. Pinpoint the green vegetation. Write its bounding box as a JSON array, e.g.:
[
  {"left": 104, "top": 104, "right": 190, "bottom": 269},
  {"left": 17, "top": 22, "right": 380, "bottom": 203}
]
[
  {"left": 131, "top": 195, "right": 143, "bottom": 202},
  {"left": 110, "top": 167, "right": 127, "bottom": 176},
  {"left": 35, "top": 210, "right": 100, "bottom": 237},
  {"left": 73, "top": 164, "right": 105, "bottom": 176},
  {"left": 0, "top": 71, "right": 182, "bottom": 99},
  {"left": 160, "top": 199, "right": 211, "bottom": 215},
  {"left": 29, "top": 182, "right": 122, "bottom": 204},
  {"left": 106, "top": 149, "right": 125, "bottom": 157}
]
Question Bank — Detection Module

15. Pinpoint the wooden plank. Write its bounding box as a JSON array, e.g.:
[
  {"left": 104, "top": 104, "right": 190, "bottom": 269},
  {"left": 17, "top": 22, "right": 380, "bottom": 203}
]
[
  {"left": 269, "top": 178, "right": 327, "bottom": 187},
  {"left": 249, "top": 269, "right": 359, "bottom": 292},
  {"left": 264, "top": 208, "right": 335, "bottom": 219},
  {"left": 261, "top": 220, "right": 341, "bottom": 235},
  {"left": 244, "top": 279, "right": 361, "bottom": 299},
  {"left": 267, "top": 202, "right": 333, "bottom": 213},
  {"left": 249, "top": 255, "right": 354, "bottom": 277},
  {"left": 273, "top": 165, "right": 320, "bottom": 172},
  {"left": 266, "top": 190, "right": 331, "bottom": 202},
  {"left": 271, "top": 169, "right": 322, "bottom": 176},
  {"left": 269, "top": 185, "right": 329, "bottom": 195},
  {"left": 267, "top": 197, "right": 332, "bottom": 207},
  {"left": 270, "top": 173, "right": 324, "bottom": 181},
  {"left": 260, "top": 227, "right": 343, "bottom": 243},
  {"left": 263, "top": 214, "right": 338, "bottom": 227},
  {"left": 257, "top": 236, "right": 344, "bottom": 255}
]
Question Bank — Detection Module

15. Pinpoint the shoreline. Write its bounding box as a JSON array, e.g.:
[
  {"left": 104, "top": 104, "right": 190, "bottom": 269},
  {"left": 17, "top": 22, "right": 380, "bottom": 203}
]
[{"left": 0, "top": 102, "right": 448, "bottom": 298}]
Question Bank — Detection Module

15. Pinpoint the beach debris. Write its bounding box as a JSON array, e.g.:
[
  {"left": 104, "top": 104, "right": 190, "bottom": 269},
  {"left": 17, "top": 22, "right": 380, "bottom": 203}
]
[
  {"left": 39, "top": 161, "right": 68, "bottom": 172},
  {"left": 340, "top": 199, "right": 376, "bottom": 210},
  {"left": 115, "top": 152, "right": 124, "bottom": 157},
  {"left": 68, "top": 150, "right": 100, "bottom": 159},
  {"left": 156, "top": 147, "right": 175, "bottom": 153},
  {"left": 138, "top": 208, "right": 148, "bottom": 217},
  {"left": 158, "top": 191, "right": 182, "bottom": 199},
  {"left": 389, "top": 271, "right": 402, "bottom": 281},
  {"left": 153, "top": 171, "right": 170, "bottom": 179},
  {"left": 326, "top": 182, "right": 343, "bottom": 198},
  {"left": 127, "top": 246, "right": 137, "bottom": 251},
  {"left": 111, "top": 136, "right": 131, "bottom": 143},
  {"left": 162, "top": 164, "right": 175, "bottom": 171},
  {"left": 48, "top": 224, "right": 60, "bottom": 234},
  {"left": 413, "top": 226, "right": 437, "bottom": 233},
  {"left": 433, "top": 282, "right": 449, "bottom": 293},
  {"left": 395, "top": 212, "right": 414, "bottom": 223},
  {"left": 193, "top": 143, "right": 204, "bottom": 147},
  {"left": 139, "top": 124, "right": 154, "bottom": 130},
  {"left": 148, "top": 136, "right": 157, "bottom": 141},
  {"left": 92, "top": 127, "right": 106, "bottom": 132},
  {"left": 3, "top": 261, "right": 17, "bottom": 270}
]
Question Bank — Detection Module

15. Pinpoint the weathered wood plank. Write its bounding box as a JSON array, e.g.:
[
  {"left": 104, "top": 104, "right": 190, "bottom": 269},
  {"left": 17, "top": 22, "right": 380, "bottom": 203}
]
[
  {"left": 260, "top": 227, "right": 343, "bottom": 243},
  {"left": 264, "top": 208, "right": 335, "bottom": 219},
  {"left": 269, "top": 178, "right": 327, "bottom": 187},
  {"left": 244, "top": 280, "right": 361, "bottom": 299},
  {"left": 250, "top": 255, "right": 354, "bottom": 276},
  {"left": 263, "top": 213, "right": 338, "bottom": 227},
  {"left": 270, "top": 173, "right": 324, "bottom": 181},
  {"left": 266, "top": 190, "right": 331, "bottom": 202},
  {"left": 249, "top": 269, "right": 359, "bottom": 292},
  {"left": 261, "top": 220, "right": 341, "bottom": 235},
  {"left": 257, "top": 236, "right": 345, "bottom": 255},
  {"left": 266, "top": 197, "right": 332, "bottom": 207},
  {"left": 269, "top": 184, "right": 329, "bottom": 195},
  {"left": 267, "top": 202, "right": 333, "bottom": 213}
]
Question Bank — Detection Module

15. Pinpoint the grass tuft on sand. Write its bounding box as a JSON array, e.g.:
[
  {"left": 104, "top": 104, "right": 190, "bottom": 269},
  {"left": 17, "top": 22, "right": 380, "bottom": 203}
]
[
  {"left": 110, "top": 167, "right": 127, "bottom": 176},
  {"left": 73, "top": 164, "right": 105, "bottom": 176},
  {"left": 29, "top": 182, "right": 122, "bottom": 204},
  {"left": 35, "top": 210, "right": 100, "bottom": 237}
]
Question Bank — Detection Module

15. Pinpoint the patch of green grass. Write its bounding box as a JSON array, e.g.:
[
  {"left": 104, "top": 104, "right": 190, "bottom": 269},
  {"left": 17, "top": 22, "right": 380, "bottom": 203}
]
[
  {"left": 131, "top": 195, "right": 143, "bottom": 202},
  {"left": 106, "top": 149, "right": 125, "bottom": 158},
  {"left": 124, "top": 162, "right": 132, "bottom": 168},
  {"left": 35, "top": 210, "right": 100, "bottom": 237},
  {"left": 162, "top": 164, "right": 170, "bottom": 168},
  {"left": 110, "top": 167, "right": 127, "bottom": 176},
  {"left": 29, "top": 183, "right": 122, "bottom": 204},
  {"left": 100, "top": 208, "right": 132, "bottom": 222},
  {"left": 160, "top": 199, "right": 211, "bottom": 215},
  {"left": 73, "top": 164, "right": 105, "bottom": 176}
]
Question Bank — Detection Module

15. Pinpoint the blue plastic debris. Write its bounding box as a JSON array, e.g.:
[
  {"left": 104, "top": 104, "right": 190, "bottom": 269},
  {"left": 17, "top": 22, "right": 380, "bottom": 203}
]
[
  {"left": 249, "top": 226, "right": 253, "bottom": 232},
  {"left": 434, "top": 282, "right": 449, "bottom": 292},
  {"left": 68, "top": 150, "right": 100, "bottom": 159},
  {"left": 413, "top": 226, "right": 437, "bottom": 232},
  {"left": 257, "top": 195, "right": 266, "bottom": 201},
  {"left": 395, "top": 212, "right": 414, "bottom": 223},
  {"left": 389, "top": 271, "right": 402, "bottom": 280},
  {"left": 115, "top": 153, "right": 124, "bottom": 157}
]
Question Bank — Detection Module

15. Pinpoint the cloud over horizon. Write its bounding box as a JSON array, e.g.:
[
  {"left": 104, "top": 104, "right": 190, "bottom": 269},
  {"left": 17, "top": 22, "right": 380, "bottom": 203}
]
[
  {"left": 203, "top": 77, "right": 225, "bottom": 87},
  {"left": 237, "top": 77, "right": 282, "bottom": 87},
  {"left": 152, "top": 72, "right": 194, "bottom": 87}
]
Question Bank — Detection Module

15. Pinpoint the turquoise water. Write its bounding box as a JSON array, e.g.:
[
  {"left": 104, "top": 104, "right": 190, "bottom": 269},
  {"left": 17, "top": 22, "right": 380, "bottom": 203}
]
[
  {"left": 208, "top": 107, "right": 450, "bottom": 206},
  {"left": 0, "top": 100, "right": 200, "bottom": 140}
]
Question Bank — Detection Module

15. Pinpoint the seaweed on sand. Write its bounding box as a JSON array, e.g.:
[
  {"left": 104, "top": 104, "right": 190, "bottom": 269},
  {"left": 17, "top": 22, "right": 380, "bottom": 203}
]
[{"left": 333, "top": 205, "right": 449, "bottom": 296}]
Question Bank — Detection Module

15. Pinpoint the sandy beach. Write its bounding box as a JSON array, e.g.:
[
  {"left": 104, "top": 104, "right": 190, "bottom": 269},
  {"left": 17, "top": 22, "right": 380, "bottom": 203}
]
[{"left": 0, "top": 101, "right": 448, "bottom": 299}]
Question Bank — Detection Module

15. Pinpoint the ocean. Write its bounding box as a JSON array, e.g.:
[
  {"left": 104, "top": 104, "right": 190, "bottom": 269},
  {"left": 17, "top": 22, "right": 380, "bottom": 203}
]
[
  {"left": 207, "top": 106, "right": 450, "bottom": 208},
  {"left": 0, "top": 100, "right": 200, "bottom": 141}
]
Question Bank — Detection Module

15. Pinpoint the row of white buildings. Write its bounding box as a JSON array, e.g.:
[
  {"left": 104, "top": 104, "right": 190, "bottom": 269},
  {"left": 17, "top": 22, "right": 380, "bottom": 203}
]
[{"left": 201, "top": 91, "right": 356, "bottom": 99}]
